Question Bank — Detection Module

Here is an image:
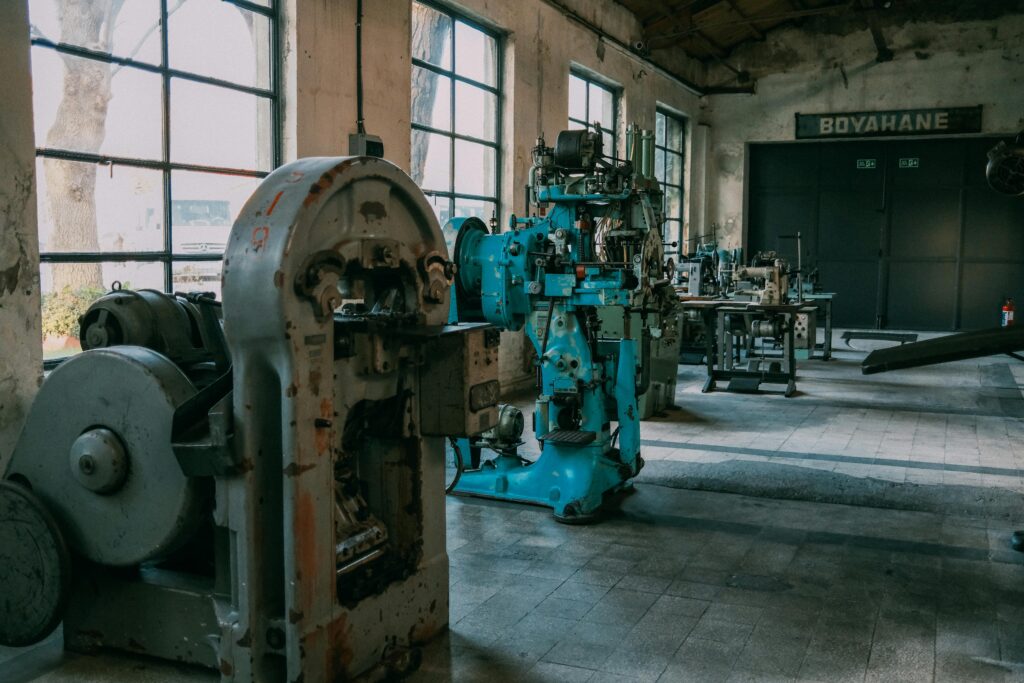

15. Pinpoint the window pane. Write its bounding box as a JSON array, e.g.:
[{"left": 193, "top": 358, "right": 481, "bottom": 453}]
[
  {"left": 654, "top": 149, "right": 665, "bottom": 183},
  {"left": 568, "top": 75, "right": 586, "bottom": 121},
  {"left": 171, "top": 171, "right": 259, "bottom": 256},
  {"left": 455, "top": 82, "right": 497, "bottom": 141},
  {"left": 589, "top": 85, "right": 613, "bottom": 129},
  {"left": 666, "top": 152, "right": 683, "bottom": 186},
  {"left": 667, "top": 116, "right": 684, "bottom": 151},
  {"left": 602, "top": 131, "right": 614, "bottom": 159},
  {"left": 41, "top": 261, "right": 165, "bottom": 359},
  {"left": 656, "top": 112, "right": 666, "bottom": 147},
  {"left": 424, "top": 195, "right": 453, "bottom": 227},
  {"left": 454, "top": 140, "right": 495, "bottom": 196},
  {"left": 173, "top": 261, "right": 222, "bottom": 299},
  {"left": 568, "top": 119, "right": 586, "bottom": 131},
  {"left": 454, "top": 22, "right": 497, "bottom": 86},
  {"left": 666, "top": 186, "right": 682, "bottom": 221},
  {"left": 412, "top": 67, "right": 451, "bottom": 130},
  {"left": 411, "top": 130, "right": 451, "bottom": 192},
  {"left": 32, "top": 48, "right": 162, "bottom": 159},
  {"left": 169, "top": 0, "right": 271, "bottom": 89},
  {"left": 412, "top": 2, "right": 452, "bottom": 70},
  {"left": 171, "top": 79, "right": 273, "bottom": 171},
  {"left": 37, "top": 159, "right": 163, "bottom": 253},
  {"left": 29, "top": 0, "right": 162, "bottom": 65},
  {"left": 454, "top": 198, "right": 496, "bottom": 222}
]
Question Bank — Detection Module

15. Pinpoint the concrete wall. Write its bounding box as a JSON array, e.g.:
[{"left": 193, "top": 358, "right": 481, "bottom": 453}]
[
  {"left": 702, "top": 11, "right": 1024, "bottom": 249},
  {"left": 282, "top": 0, "right": 707, "bottom": 390},
  {"left": 0, "top": 0, "right": 42, "bottom": 471}
]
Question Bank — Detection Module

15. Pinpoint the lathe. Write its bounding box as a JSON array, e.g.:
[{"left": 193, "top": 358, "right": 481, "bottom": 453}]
[
  {"left": 0, "top": 156, "right": 498, "bottom": 681},
  {"left": 444, "top": 125, "right": 678, "bottom": 521}
]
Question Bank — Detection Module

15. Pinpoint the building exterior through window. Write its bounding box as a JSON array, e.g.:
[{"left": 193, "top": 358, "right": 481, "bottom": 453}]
[
  {"left": 655, "top": 107, "right": 686, "bottom": 254},
  {"left": 568, "top": 70, "right": 618, "bottom": 159}
]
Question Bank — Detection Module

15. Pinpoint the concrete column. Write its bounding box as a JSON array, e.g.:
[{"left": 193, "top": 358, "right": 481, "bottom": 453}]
[{"left": 0, "top": 0, "right": 42, "bottom": 470}]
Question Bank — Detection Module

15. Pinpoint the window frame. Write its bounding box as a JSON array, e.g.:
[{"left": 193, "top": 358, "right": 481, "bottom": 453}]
[
  {"left": 410, "top": 0, "right": 503, "bottom": 224},
  {"left": 31, "top": 0, "right": 281, "bottom": 294},
  {"left": 568, "top": 69, "right": 619, "bottom": 159},
  {"left": 655, "top": 107, "right": 686, "bottom": 255}
]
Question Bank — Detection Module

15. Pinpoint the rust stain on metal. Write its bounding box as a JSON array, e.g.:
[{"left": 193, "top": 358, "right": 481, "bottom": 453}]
[
  {"left": 309, "top": 370, "right": 321, "bottom": 396},
  {"left": 327, "top": 613, "right": 354, "bottom": 680},
  {"left": 289, "top": 608, "right": 304, "bottom": 624},
  {"left": 267, "top": 190, "right": 284, "bottom": 216},
  {"left": 359, "top": 201, "right": 387, "bottom": 222},
  {"left": 294, "top": 492, "right": 319, "bottom": 631},
  {"left": 286, "top": 383, "right": 299, "bottom": 397},
  {"left": 315, "top": 398, "right": 332, "bottom": 453},
  {"left": 220, "top": 659, "right": 234, "bottom": 676},
  {"left": 283, "top": 462, "right": 316, "bottom": 476},
  {"left": 274, "top": 270, "right": 285, "bottom": 288}
]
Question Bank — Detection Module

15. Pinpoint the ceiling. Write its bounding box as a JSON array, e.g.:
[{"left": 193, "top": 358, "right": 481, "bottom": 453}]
[{"left": 615, "top": 0, "right": 859, "bottom": 63}]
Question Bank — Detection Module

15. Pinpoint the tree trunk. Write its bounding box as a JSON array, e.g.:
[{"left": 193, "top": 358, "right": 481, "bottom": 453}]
[
  {"left": 410, "top": 6, "right": 449, "bottom": 185},
  {"left": 45, "top": 0, "right": 124, "bottom": 292}
]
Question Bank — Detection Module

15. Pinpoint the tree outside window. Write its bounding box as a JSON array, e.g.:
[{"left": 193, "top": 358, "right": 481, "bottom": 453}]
[
  {"left": 28, "top": 0, "right": 278, "bottom": 360},
  {"left": 410, "top": 1, "right": 501, "bottom": 226}
]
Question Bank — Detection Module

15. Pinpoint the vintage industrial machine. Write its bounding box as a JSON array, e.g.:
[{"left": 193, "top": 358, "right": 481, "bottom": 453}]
[
  {"left": 0, "top": 156, "right": 498, "bottom": 681},
  {"left": 443, "top": 125, "right": 676, "bottom": 521}
]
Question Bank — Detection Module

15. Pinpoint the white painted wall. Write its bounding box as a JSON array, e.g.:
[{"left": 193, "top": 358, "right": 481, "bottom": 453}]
[
  {"left": 0, "top": 0, "right": 42, "bottom": 471},
  {"left": 282, "top": 0, "right": 707, "bottom": 390},
  {"left": 702, "top": 14, "right": 1024, "bottom": 249}
]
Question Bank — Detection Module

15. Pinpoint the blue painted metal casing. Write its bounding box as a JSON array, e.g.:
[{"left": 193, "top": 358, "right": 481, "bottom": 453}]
[{"left": 444, "top": 211, "right": 643, "bottom": 521}]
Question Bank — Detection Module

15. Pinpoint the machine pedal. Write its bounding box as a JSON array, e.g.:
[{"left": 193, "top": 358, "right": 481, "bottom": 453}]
[{"left": 539, "top": 429, "right": 597, "bottom": 446}]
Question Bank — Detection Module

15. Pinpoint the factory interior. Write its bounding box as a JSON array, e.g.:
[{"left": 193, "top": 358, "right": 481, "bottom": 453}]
[{"left": 1, "top": 0, "right": 1024, "bottom": 681}]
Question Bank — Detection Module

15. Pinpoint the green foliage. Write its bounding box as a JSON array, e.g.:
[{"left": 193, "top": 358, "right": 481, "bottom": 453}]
[{"left": 41, "top": 285, "right": 106, "bottom": 339}]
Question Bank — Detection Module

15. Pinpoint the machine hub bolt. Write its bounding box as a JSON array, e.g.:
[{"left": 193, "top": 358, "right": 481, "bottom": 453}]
[{"left": 68, "top": 428, "right": 128, "bottom": 495}]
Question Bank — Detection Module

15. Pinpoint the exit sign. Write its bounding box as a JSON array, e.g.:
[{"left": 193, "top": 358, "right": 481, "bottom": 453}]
[
  {"left": 899, "top": 157, "right": 920, "bottom": 168},
  {"left": 857, "top": 158, "right": 877, "bottom": 169}
]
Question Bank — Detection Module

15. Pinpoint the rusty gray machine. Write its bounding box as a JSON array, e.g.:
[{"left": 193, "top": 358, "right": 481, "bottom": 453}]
[{"left": 0, "top": 157, "right": 498, "bottom": 681}]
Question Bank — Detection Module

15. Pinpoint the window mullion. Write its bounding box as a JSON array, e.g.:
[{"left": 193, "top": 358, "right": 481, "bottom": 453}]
[{"left": 161, "top": 0, "right": 173, "bottom": 292}]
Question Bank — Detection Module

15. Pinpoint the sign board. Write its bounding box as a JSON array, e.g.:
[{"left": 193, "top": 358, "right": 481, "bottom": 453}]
[
  {"left": 899, "top": 157, "right": 920, "bottom": 168},
  {"left": 796, "top": 106, "right": 982, "bottom": 139},
  {"left": 856, "top": 158, "right": 877, "bottom": 170}
]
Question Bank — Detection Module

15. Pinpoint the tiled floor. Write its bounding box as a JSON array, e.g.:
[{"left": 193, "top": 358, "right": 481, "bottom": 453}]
[
  {"left": 6, "top": 339, "right": 1024, "bottom": 682},
  {"left": 416, "top": 485, "right": 1024, "bottom": 682}
]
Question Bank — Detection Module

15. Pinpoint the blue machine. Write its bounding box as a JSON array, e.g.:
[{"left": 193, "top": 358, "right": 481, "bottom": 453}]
[{"left": 444, "top": 126, "right": 676, "bottom": 522}]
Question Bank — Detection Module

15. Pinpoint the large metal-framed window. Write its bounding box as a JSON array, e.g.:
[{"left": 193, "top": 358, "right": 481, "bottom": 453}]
[
  {"left": 410, "top": 1, "right": 501, "bottom": 226},
  {"left": 568, "top": 70, "right": 618, "bottom": 159},
  {"left": 29, "top": 0, "right": 280, "bottom": 360},
  {"left": 655, "top": 108, "right": 686, "bottom": 254}
]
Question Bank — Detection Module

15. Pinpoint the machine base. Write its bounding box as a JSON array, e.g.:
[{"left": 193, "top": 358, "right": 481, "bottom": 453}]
[{"left": 452, "top": 448, "right": 639, "bottom": 522}]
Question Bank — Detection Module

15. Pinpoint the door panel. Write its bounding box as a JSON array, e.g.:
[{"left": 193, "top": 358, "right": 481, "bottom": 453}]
[
  {"left": 747, "top": 137, "right": 1022, "bottom": 331},
  {"left": 748, "top": 189, "right": 817, "bottom": 265},
  {"left": 960, "top": 262, "right": 1024, "bottom": 329},
  {"left": 886, "top": 262, "right": 957, "bottom": 330},
  {"left": 888, "top": 188, "right": 960, "bottom": 259},
  {"left": 818, "top": 189, "right": 883, "bottom": 260},
  {"left": 818, "top": 259, "right": 879, "bottom": 328}
]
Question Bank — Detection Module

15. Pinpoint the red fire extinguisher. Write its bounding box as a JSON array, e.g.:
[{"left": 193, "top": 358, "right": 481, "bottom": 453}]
[{"left": 1002, "top": 297, "right": 1015, "bottom": 327}]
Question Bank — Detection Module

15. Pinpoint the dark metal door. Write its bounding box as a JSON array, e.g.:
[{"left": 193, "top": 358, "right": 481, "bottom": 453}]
[{"left": 748, "top": 136, "right": 1024, "bottom": 331}]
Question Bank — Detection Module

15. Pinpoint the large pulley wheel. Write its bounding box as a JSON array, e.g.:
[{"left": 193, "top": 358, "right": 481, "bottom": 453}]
[
  {"left": 0, "top": 480, "right": 71, "bottom": 646},
  {"left": 6, "top": 346, "right": 203, "bottom": 567}
]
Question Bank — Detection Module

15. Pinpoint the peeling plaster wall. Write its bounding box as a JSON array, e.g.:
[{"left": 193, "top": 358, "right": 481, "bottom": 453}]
[
  {"left": 0, "top": 0, "right": 42, "bottom": 471},
  {"left": 282, "top": 0, "right": 706, "bottom": 391},
  {"left": 703, "top": 12, "right": 1024, "bottom": 250}
]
